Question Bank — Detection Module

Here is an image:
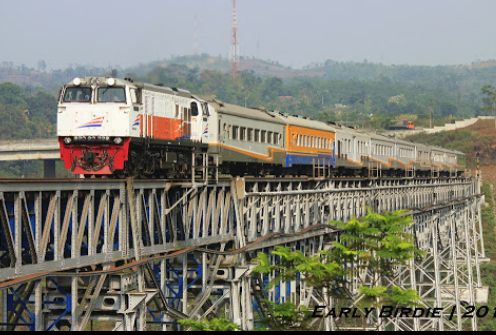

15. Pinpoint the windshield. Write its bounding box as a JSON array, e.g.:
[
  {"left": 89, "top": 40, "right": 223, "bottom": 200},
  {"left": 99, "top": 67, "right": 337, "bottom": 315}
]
[
  {"left": 63, "top": 87, "right": 92, "bottom": 102},
  {"left": 97, "top": 87, "right": 126, "bottom": 103}
]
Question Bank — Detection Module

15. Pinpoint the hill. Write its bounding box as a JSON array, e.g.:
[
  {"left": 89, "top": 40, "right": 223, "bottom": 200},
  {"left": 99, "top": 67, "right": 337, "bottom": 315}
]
[
  {"left": 405, "top": 119, "right": 496, "bottom": 182},
  {"left": 2, "top": 55, "right": 496, "bottom": 132}
]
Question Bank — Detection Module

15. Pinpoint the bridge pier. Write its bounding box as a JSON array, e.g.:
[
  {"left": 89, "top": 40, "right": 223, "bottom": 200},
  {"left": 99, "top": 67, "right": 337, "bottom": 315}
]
[{"left": 0, "top": 176, "right": 486, "bottom": 331}]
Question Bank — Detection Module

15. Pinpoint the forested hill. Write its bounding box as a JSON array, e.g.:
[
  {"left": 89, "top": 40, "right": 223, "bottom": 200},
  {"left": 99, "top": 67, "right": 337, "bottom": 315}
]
[
  {"left": 0, "top": 55, "right": 496, "bottom": 177},
  {"left": 2, "top": 55, "right": 496, "bottom": 131}
]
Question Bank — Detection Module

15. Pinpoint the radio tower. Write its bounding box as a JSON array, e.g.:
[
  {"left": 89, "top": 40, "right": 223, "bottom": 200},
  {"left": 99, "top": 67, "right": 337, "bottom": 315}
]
[
  {"left": 194, "top": 14, "right": 198, "bottom": 55},
  {"left": 229, "top": 0, "right": 240, "bottom": 78}
]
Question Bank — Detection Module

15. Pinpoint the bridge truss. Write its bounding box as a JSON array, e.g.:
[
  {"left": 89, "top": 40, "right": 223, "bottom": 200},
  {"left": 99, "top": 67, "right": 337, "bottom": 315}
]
[{"left": 0, "top": 176, "right": 486, "bottom": 331}]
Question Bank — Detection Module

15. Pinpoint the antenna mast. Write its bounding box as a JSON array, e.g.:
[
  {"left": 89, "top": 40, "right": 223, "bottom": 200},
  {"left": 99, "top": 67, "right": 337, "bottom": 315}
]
[
  {"left": 229, "top": 0, "right": 240, "bottom": 78},
  {"left": 194, "top": 14, "right": 198, "bottom": 55}
]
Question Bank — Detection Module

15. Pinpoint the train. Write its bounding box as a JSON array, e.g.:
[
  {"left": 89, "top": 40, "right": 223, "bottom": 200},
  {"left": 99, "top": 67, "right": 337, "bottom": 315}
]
[{"left": 57, "top": 77, "right": 466, "bottom": 178}]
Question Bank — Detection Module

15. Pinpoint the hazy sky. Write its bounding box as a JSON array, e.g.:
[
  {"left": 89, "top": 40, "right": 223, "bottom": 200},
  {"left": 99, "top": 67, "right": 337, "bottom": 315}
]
[{"left": 1, "top": 0, "right": 496, "bottom": 70}]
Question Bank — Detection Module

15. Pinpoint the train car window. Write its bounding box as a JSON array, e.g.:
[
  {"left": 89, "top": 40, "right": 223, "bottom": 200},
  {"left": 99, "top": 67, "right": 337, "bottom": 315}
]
[
  {"left": 191, "top": 102, "right": 199, "bottom": 117},
  {"left": 97, "top": 87, "right": 126, "bottom": 103},
  {"left": 248, "top": 129, "right": 253, "bottom": 142},
  {"left": 261, "top": 131, "right": 266, "bottom": 143},
  {"left": 255, "top": 129, "right": 260, "bottom": 142},
  {"left": 224, "top": 124, "right": 230, "bottom": 139},
  {"left": 240, "top": 127, "right": 246, "bottom": 141},
  {"left": 268, "top": 132, "right": 273, "bottom": 145},
  {"left": 64, "top": 87, "right": 92, "bottom": 102},
  {"left": 233, "top": 126, "right": 239, "bottom": 140}
]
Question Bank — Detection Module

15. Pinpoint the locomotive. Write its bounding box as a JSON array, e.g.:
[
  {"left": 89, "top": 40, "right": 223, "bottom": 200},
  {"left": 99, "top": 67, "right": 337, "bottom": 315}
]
[{"left": 57, "top": 77, "right": 465, "bottom": 178}]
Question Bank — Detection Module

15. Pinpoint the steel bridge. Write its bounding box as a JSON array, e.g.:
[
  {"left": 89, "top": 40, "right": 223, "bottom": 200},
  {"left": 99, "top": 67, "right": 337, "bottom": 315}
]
[{"left": 0, "top": 176, "right": 487, "bottom": 331}]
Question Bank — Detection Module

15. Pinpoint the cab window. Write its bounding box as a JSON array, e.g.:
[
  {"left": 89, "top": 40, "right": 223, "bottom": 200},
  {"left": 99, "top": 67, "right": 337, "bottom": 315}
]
[
  {"left": 63, "top": 87, "right": 92, "bottom": 102},
  {"left": 97, "top": 87, "right": 126, "bottom": 103}
]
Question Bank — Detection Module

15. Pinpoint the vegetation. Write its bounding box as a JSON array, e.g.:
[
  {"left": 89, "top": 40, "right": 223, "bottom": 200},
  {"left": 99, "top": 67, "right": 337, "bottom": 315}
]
[
  {"left": 252, "top": 209, "right": 423, "bottom": 331},
  {"left": 0, "top": 55, "right": 495, "bottom": 174},
  {"left": 178, "top": 318, "right": 241, "bottom": 332},
  {"left": 2, "top": 56, "right": 496, "bottom": 132},
  {"left": 0, "top": 82, "right": 58, "bottom": 177}
]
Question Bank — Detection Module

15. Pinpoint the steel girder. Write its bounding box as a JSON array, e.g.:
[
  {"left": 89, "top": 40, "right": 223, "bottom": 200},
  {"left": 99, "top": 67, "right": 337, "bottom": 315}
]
[{"left": 0, "top": 177, "right": 485, "bottom": 331}]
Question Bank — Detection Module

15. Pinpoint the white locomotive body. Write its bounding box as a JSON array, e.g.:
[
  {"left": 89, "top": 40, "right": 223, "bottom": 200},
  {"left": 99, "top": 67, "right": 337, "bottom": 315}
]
[{"left": 57, "top": 77, "right": 209, "bottom": 176}]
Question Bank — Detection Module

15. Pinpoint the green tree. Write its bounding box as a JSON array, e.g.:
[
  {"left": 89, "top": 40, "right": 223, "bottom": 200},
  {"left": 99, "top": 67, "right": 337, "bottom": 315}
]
[
  {"left": 253, "top": 208, "right": 424, "bottom": 331},
  {"left": 481, "top": 84, "right": 496, "bottom": 128}
]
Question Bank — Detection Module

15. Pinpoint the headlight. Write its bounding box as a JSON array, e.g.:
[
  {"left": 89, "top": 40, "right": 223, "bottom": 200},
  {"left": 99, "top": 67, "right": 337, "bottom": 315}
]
[
  {"left": 107, "top": 78, "right": 116, "bottom": 86},
  {"left": 63, "top": 137, "right": 72, "bottom": 144},
  {"left": 113, "top": 137, "right": 123, "bottom": 145},
  {"left": 73, "top": 78, "right": 81, "bottom": 86}
]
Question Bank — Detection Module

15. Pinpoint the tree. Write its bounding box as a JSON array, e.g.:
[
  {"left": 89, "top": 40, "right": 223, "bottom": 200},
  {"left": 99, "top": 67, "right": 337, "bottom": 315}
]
[
  {"left": 253, "top": 208, "right": 424, "bottom": 331},
  {"left": 481, "top": 84, "right": 496, "bottom": 128},
  {"left": 37, "top": 60, "right": 46, "bottom": 72}
]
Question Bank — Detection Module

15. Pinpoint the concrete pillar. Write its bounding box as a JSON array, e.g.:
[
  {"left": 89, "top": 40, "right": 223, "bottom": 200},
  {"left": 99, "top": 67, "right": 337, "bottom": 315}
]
[{"left": 44, "top": 159, "right": 56, "bottom": 179}]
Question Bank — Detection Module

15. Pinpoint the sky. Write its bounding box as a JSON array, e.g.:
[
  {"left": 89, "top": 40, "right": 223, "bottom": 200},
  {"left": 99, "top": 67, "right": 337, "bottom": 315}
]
[{"left": 1, "top": 0, "right": 496, "bottom": 70}]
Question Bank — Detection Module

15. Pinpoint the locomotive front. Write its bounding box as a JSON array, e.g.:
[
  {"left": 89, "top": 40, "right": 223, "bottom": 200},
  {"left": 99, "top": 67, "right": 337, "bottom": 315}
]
[{"left": 57, "top": 77, "right": 139, "bottom": 175}]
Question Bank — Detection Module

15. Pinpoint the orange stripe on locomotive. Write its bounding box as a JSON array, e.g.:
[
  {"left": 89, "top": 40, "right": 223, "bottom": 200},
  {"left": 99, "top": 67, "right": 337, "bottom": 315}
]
[{"left": 140, "top": 115, "right": 185, "bottom": 140}]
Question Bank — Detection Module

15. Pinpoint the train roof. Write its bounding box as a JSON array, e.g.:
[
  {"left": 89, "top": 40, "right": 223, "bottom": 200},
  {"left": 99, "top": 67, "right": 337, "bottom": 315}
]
[
  {"left": 273, "top": 113, "right": 340, "bottom": 132},
  {"left": 203, "top": 98, "right": 287, "bottom": 124}
]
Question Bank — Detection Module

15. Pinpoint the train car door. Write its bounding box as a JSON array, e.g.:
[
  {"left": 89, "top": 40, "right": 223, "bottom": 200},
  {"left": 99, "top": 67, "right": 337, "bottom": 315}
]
[
  {"left": 181, "top": 105, "right": 191, "bottom": 139},
  {"left": 130, "top": 88, "right": 142, "bottom": 137},
  {"left": 201, "top": 102, "right": 210, "bottom": 144},
  {"left": 190, "top": 101, "right": 201, "bottom": 141}
]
